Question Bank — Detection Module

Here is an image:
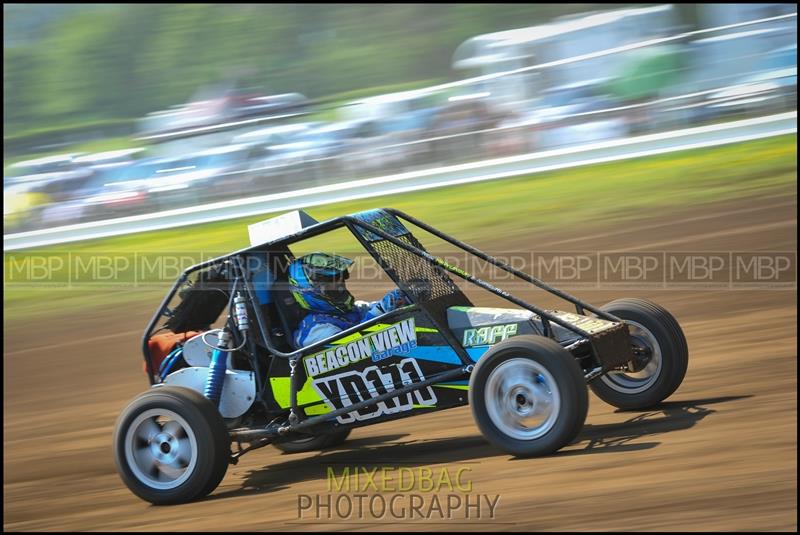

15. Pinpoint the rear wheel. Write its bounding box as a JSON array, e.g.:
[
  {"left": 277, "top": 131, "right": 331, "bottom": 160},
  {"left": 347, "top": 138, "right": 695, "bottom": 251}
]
[
  {"left": 272, "top": 428, "right": 351, "bottom": 454},
  {"left": 590, "top": 298, "right": 688, "bottom": 410},
  {"left": 470, "top": 335, "right": 588, "bottom": 457},
  {"left": 113, "top": 386, "right": 231, "bottom": 505}
]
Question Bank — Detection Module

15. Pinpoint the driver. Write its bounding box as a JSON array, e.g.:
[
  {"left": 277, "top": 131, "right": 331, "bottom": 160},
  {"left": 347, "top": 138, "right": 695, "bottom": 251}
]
[{"left": 288, "top": 252, "right": 410, "bottom": 347}]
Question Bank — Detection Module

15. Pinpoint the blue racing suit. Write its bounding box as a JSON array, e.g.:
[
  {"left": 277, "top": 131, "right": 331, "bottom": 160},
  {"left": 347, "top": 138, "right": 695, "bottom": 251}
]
[{"left": 293, "top": 289, "right": 407, "bottom": 348}]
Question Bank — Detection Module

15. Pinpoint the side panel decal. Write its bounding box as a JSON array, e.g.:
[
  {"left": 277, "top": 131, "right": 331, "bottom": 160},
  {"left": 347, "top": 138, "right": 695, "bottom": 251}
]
[
  {"left": 303, "top": 318, "right": 418, "bottom": 377},
  {"left": 311, "top": 358, "right": 438, "bottom": 424}
]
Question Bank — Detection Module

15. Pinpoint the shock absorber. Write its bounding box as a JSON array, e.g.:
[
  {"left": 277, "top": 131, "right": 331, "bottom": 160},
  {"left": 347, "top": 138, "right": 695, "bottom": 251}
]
[
  {"left": 234, "top": 292, "right": 249, "bottom": 334},
  {"left": 204, "top": 329, "right": 230, "bottom": 406}
]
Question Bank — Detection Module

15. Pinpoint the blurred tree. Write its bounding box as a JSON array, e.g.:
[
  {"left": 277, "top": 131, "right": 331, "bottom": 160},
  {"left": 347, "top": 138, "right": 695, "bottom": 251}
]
[{"left": 3, "top": 3, "right": 696, "bottom": 136}]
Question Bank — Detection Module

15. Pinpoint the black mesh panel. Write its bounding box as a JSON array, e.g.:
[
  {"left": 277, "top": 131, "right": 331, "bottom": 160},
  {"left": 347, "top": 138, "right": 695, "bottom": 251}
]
[{"left": 368, "top": 233, "right": 472, "bottom": 326}]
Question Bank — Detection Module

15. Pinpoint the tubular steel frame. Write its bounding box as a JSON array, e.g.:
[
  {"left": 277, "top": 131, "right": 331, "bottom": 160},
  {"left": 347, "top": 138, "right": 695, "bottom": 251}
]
[{"left": 142, "top": 208, "right": 621, "bottom": 429}]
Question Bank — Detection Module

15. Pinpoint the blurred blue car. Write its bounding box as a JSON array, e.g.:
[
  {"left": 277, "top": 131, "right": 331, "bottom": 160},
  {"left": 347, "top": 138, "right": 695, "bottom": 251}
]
[{"left": 39, "top": 160, "right": 150, "bottom": 225}]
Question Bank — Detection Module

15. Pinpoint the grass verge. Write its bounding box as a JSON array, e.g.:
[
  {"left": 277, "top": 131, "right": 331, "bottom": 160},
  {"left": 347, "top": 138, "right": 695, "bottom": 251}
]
[{"left": 4, "top": 134, "right": 796, "bottom": 321}]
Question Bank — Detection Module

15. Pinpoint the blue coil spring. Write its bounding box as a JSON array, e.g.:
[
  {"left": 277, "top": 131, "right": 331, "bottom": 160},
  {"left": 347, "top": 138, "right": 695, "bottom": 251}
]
[{"left": 204, "top": 348, "right": 228, "bottom": 406}]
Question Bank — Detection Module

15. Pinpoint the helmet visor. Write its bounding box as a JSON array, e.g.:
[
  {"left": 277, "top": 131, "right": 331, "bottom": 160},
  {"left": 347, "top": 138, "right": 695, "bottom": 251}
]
[{"left": 301, "top": 253, "right": 354, "bottom": 282}]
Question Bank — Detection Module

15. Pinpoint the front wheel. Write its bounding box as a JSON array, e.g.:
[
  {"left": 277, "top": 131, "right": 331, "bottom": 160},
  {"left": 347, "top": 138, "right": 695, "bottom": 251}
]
[
  {"left": 469, "top": 335, "right": 588, "bottom": 457},
  {"left": 590, "top": 298, "right": 688, "bottom": 410},
  {"left": 113, "top": 386, "right": 231, "bottom": 505}
]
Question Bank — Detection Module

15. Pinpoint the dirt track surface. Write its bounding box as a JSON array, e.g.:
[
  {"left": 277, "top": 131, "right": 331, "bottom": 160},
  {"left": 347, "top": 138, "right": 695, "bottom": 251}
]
[{"left": 4, "top": 192, "right": 797, "bottom": 531}]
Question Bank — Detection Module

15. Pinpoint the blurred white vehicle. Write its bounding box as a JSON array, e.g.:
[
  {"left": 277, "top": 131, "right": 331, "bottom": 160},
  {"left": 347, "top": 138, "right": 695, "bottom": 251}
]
[
  {"left": 703, "top": 44, "right": 797, "bottom": 116},
  {"left": 337, "top": 119, "right": 409, "bottom": 176},
  {"left": 155, "top": 144, "right": 264, "bottom": 202},
  {"left": 5, "top": 153, "right": 91, "bottom": 186},
  {"left": 72, "top": 148, "right": 146, "bottom": 167},
  {"left": 231, "top": 123, "right": 319, "bottom": 147},
  {"left": 498, "top": 80, "right": 628, "bottom": 152}
]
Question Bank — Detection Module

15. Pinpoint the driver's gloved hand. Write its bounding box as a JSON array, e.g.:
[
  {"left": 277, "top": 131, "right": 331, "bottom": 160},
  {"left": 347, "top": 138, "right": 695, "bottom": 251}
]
[{"left": 380, "top": 288, "right": 410, "bottom": 312}]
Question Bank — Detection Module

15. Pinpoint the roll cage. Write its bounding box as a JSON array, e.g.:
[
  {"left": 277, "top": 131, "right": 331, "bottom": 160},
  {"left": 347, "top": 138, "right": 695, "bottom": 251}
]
[{"left": 142, "top": 208, "right": 625, "bottom": 431}]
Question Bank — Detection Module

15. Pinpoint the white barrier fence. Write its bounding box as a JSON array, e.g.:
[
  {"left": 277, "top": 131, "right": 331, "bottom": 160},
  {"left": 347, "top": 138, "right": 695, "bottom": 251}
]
[{"left": 4, "top": 111, "right": 795, "bottom": 252}]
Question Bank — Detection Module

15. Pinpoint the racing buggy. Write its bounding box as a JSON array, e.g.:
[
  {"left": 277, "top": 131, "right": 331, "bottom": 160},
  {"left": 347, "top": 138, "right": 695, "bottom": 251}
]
[{"left": 114, "top": 208, "right": 688, "bottom": 504}]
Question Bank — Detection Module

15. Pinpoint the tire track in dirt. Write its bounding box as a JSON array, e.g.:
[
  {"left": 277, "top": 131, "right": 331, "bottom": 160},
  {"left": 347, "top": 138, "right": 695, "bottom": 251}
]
[{"left": 3, "top": 192, "right": 797, "bottom": 531}]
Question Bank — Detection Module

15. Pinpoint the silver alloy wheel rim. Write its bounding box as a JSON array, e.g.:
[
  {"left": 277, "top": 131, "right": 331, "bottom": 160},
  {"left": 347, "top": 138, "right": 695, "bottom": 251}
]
[
  {"left": 600, "top": 320, "right": 663, "bottom": 394},
  {"left": 124, "top": 408, "right": 198, "bottom": 490},
  {"left": 484, "top": 358, "right": 561, "bottom": 440}
]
